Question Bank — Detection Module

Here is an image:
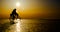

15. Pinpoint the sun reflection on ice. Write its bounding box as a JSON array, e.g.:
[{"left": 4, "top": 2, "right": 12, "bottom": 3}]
[{"left": 14, "top": 19, "right": 21, "bottom": 32}]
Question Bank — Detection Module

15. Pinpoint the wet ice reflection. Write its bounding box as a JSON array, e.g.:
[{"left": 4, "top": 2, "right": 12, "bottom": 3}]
[
  {"left": 5, "top": 19, "right": 21, "bottom": 32},
  {"left": 15, "top": 19, "right": 21, "bottom": 32}
]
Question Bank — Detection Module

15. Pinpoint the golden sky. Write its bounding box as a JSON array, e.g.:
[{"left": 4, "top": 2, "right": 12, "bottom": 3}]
[{"left": 0, "top": 0, "right": 59, "bottom": 19}]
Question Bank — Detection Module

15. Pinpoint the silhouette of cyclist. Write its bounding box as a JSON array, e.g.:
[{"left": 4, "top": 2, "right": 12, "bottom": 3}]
[{"left": 10, "top": 9, "right": 18, "bottom": 20}]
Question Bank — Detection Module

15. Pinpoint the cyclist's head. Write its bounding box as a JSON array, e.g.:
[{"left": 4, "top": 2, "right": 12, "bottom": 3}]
[
  {"left": 13, "top": 9, "right": 16, "bottom": 11},
  {"left": 12, "top": 8, "right": 16, "bottom": 12}
]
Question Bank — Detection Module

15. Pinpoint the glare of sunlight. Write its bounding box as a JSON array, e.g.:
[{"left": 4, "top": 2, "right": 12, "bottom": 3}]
[
  {"left": 16, "top": 2, "right": 24, "bottom": 11},
  {"left": 16, "top": 2, "right": 20, "bottom": 7}
]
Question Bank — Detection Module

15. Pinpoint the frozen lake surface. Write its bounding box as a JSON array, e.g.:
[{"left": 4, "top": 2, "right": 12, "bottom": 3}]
[{"left": 0, "top": 19, "right": 60, "bottom": 32}]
